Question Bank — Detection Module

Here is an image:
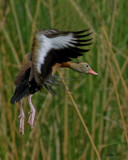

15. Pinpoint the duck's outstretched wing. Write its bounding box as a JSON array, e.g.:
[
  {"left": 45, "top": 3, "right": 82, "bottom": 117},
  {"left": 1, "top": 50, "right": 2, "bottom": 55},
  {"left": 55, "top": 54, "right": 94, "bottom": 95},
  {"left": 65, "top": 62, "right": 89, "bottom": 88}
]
[{"left": 32, "top": 29, "right": 92, "bottom": 84}]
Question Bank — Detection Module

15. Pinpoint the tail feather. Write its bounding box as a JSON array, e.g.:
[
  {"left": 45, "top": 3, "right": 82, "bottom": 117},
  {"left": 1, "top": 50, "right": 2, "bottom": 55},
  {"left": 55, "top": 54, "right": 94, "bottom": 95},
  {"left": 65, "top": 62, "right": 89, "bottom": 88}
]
[
  {"left": 11, "top": 74, "right": 60, "bottom": 104},
  {"left": 10, "top": 82, "right": 29, "bottom": 104},
  {"left": 10, "top": 67, "right": 31, "bottom": 104}
]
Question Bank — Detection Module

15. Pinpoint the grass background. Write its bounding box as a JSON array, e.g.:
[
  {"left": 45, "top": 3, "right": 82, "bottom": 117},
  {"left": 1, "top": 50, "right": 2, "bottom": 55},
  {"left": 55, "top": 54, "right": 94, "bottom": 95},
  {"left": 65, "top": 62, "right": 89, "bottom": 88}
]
[{"left": 0, "top": 0, "right": 128, "bottom": 159}]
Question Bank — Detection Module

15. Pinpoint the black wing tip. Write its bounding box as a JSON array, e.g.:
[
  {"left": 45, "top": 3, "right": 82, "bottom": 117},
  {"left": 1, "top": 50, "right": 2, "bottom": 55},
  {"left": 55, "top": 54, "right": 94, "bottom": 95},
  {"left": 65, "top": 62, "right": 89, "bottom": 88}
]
[
  {"left": 70, "top": 47, "right": 90, "bottom": 53},
  {"left": 70, "top": 42, "right": 93, "bottom": 47},
  {"left": 74, "top": 32, "right": 92, "bottom": 38},
  {"left": 74, "top": 38, "right": 93, "bottom": 43},
  {"left": 77, "top": 48, "right": 90, "bottom": 52},
  {"left": 72, "top": 28, "right": 91, "bottom": 34},
  {"left": 72, "top": 28, "right": 93, "bottom": 39}
]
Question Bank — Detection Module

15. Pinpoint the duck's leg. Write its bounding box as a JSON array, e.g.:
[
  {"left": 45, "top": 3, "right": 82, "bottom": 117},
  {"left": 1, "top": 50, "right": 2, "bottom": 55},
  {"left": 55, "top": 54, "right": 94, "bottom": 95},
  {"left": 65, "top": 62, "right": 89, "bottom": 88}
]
[
  {"left": 18, "top": 100, "right": 25, "bottom": 135},
  {"left": 28, "top": 95, "right": 35, "bottom": 129}
]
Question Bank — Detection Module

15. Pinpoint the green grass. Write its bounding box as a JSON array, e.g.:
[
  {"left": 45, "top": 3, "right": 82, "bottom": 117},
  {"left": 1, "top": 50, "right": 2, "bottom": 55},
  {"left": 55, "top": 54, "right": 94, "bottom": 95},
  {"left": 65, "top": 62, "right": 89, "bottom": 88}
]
[{"left": 0, "top": 0, "right": 128, "bottom": 159}]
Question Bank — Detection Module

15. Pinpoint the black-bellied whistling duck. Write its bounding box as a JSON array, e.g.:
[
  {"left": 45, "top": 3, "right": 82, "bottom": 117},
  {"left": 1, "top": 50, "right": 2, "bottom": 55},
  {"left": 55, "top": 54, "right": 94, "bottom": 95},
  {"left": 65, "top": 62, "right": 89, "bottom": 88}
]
[{"left": 10, "top": 29, "right": 98, "bottom": 135}]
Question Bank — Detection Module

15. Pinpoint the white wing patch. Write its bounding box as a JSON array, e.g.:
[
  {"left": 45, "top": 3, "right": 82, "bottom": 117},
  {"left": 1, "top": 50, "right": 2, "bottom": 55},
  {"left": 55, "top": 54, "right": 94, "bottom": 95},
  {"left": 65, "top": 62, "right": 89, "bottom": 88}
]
[
  {"left": 35, "top": 33, "right": 75, "bottom": 73},
  {"left": 51, "top": 33, "right": 75, "bottom": 49},
  {"left": 35, "top": 34, "right": 52, "bottom": 73}
]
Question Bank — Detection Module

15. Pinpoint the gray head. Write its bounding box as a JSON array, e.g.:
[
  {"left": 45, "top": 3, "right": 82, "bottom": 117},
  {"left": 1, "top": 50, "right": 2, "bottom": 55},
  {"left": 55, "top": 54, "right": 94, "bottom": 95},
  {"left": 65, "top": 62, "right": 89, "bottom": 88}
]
[{"left": 76, "top": 62, "right": 98, "bottom": 75}]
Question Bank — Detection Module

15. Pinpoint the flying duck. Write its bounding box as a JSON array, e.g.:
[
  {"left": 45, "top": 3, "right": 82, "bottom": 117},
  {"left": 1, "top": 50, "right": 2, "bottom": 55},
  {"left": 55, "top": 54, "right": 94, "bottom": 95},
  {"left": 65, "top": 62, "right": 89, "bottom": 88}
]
[{"left": 10, "top": 29, "right": 98, "bottom": 135}]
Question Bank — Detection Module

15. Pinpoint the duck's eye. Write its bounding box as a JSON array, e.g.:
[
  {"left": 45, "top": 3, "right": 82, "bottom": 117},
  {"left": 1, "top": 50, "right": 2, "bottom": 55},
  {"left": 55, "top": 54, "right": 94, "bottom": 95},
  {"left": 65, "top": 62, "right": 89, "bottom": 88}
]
[{"left": 86, "top": 64, "right": 89, "bottom": 67}]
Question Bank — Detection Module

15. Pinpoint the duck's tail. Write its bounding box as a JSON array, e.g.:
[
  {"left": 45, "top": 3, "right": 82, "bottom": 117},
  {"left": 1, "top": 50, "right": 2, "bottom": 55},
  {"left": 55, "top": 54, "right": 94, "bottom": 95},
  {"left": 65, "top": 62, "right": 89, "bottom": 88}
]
[
  {"left": 11, "top": 67, "right": 32, "bottom": 104},
  {"left": 10, "top": 75, "right": 60, "bottom": 104},
  {"left": 10, "top": 82, "right": 30, "bottom": 104}
]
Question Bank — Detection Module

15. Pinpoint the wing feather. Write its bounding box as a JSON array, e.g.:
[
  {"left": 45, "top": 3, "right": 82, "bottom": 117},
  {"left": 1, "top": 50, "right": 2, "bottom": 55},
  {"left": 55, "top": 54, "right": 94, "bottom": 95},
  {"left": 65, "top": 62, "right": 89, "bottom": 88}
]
[{"left": 32, "top": 29, "right": 93, "bottom": 84}]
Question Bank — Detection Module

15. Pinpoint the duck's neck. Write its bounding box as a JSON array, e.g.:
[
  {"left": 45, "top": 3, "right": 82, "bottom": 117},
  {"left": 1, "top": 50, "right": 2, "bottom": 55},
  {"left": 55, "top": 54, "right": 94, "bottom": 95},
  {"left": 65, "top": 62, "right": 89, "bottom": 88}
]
[{"left": 61, "top": 62, "right": 82, "bottom": 73}]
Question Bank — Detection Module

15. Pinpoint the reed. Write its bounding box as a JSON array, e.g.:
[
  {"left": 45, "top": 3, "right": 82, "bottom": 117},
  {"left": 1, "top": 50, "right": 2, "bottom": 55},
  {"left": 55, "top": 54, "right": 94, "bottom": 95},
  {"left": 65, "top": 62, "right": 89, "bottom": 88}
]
[{"left": 0, "top": 0, "right": 128, "bottom": 159}]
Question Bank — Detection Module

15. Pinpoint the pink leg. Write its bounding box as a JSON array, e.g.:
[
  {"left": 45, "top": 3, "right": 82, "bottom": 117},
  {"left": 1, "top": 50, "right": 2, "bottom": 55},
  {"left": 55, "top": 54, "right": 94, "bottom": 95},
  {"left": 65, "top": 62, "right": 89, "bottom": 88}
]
[
  {"left": 18, "top": 100, "right": 25, "bottom": 135},
  {"left": 28, "top": 95, "right": 35, "bottom": 129}
]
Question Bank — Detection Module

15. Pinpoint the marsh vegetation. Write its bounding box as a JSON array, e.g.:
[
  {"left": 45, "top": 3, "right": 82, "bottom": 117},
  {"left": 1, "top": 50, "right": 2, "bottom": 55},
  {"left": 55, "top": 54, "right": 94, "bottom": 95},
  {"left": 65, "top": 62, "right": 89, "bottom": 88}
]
[{"left": 0, "top": 0, "right": 128, "bottom": 159}]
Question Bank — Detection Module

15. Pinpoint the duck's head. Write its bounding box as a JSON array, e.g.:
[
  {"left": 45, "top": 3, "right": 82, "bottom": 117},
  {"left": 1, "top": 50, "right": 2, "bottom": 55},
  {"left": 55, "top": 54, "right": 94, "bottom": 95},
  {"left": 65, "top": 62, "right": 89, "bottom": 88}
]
[{"left": 77, "top": 62, "right": 98, "bottom": 75}]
